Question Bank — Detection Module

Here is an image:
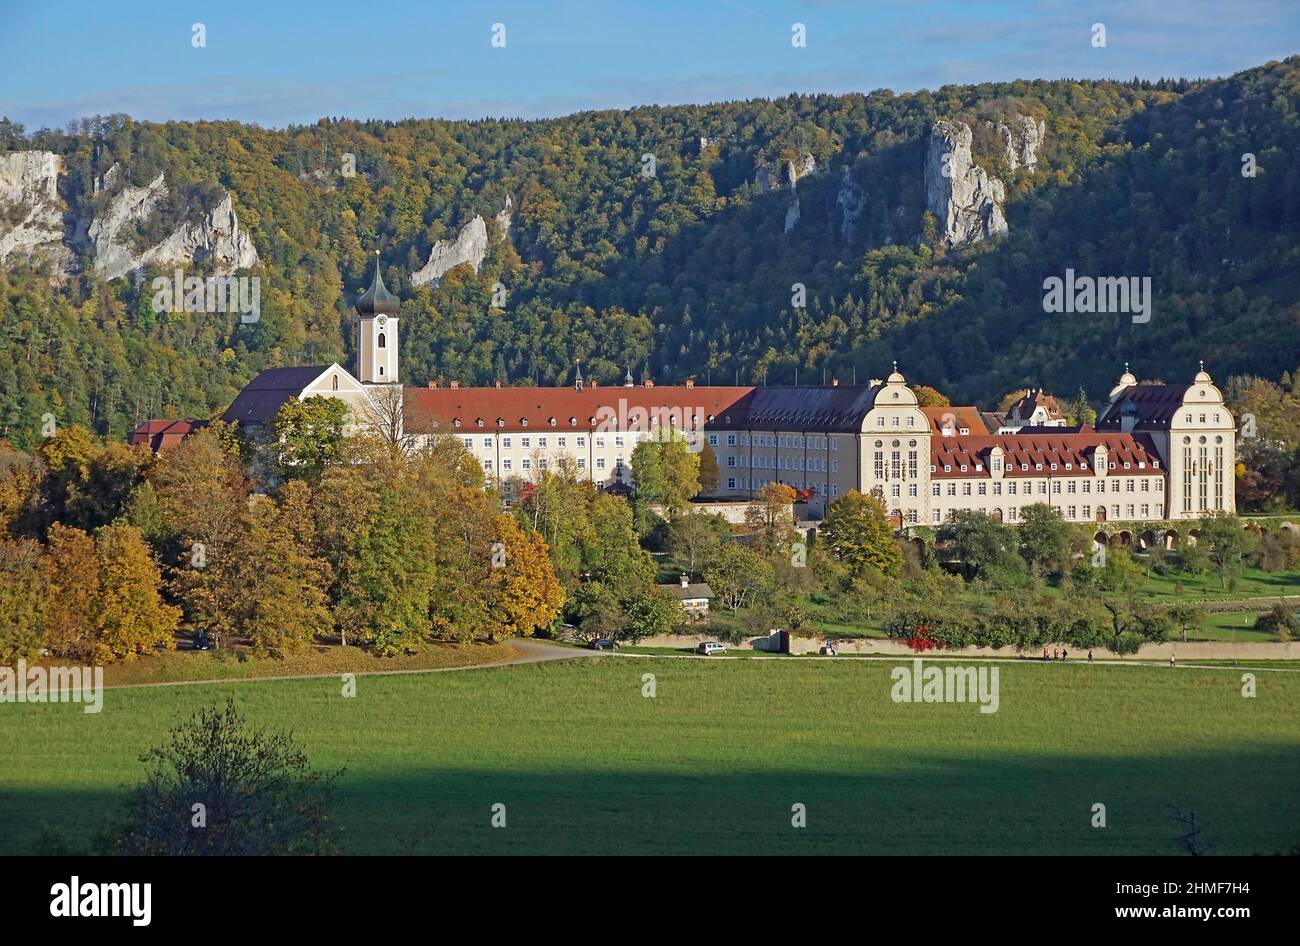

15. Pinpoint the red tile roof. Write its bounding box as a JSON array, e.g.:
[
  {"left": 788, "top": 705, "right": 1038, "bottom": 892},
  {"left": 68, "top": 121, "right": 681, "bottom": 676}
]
[
  {"left": 404, "top": 385, "right": 753, "bottom": 434},
  {"left": 921, "top": 406, "right": 989, "bottom": 435},
  {"left": 930, "top": 429, "right": 1163, "bottom": 478},
  {"left": 128, "top": 419, "right": 207, "bottom": 452}
]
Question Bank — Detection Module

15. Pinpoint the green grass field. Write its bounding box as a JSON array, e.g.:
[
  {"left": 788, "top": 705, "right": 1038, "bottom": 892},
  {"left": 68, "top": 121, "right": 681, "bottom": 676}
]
[{"left": 2, "top": 657, "right": 1297, "bottom": 855}]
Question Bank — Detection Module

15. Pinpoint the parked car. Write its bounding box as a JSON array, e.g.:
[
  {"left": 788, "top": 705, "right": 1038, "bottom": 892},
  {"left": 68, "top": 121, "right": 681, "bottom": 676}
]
[
  {"left": 193, "top": 630, "right": 212, "bottom": 651},
  {"left": 695, "top": 641, "right": 727, "bottom": 656},
  {"left": 589, "top": 638, "right": 619, "bottom": 651}
]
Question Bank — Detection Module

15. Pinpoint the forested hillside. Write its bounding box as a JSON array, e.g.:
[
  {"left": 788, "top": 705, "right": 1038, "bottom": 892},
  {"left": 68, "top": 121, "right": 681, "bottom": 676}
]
[{"left": 1, "top": 57, "right": 1298, "bottom": 450}]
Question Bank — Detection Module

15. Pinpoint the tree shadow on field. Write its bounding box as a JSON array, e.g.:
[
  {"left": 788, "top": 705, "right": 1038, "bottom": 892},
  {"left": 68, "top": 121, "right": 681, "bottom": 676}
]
[{"left": 5, "top": 744, "right": 1298, "bottom": 856}]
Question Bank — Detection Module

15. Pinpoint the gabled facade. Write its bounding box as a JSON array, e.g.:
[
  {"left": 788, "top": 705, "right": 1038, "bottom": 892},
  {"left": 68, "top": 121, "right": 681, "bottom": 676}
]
[{"left": 1096, "top": 364, "right": 1235, "bottom": 519}]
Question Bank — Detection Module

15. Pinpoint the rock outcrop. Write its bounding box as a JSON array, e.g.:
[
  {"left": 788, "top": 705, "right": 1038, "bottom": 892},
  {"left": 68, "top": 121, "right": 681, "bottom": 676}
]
[
  {"left": 924, "top": 120, "right": 1007, "bottom": 247},
  {"left": 0, "top": 152, "right": 258, "bottom": 279},
  {"left": 755, "top": 153, "right": 817, "bottom": 193},
  {"left": 88, "top": 175, "right": 259, "bottom": 281},
  {"left": 410, "top": 198, "right": 513, "bottom": 288},
  {"left": 0, "top": 151, "right": 72, "bottom": 271},
  {"left": 990, "top": 115, "right": 1046, "bottom": 171},
  {"left": 835, "top": 167, "right": 866, "bottom": 243}
]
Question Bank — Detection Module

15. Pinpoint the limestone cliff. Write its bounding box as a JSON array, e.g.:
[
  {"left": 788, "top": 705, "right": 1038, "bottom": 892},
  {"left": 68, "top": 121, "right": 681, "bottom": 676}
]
[
  {"left": 87, "top": 175, "right": 259, "bottom": 280},
  {"left": 924, "top": 120, "right": 1007, "bottom": 247},
  {"left": 410, "top": 198, "right": 513, "bottom": 288},
  {"left": 989, "top": 115, "right": 1046, "bottom": 171},
  {"left": 0, "top": 152, "right": 258, "bottom": 279},
  {"left": 0, "top": 151, "right": 72, "bottom": 271}
]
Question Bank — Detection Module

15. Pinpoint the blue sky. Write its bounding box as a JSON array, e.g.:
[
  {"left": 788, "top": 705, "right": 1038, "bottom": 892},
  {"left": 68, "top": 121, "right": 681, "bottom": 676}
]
[{"left": 1, "top": 0, "right": 1296, "bottom": 129}]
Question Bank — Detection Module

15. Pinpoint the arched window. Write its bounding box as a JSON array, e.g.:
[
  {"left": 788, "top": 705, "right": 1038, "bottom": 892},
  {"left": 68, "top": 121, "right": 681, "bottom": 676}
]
[
  {"left": 332, "top": 375, "right": 339, "bottom": 391},
  {"left": 377, "top": 333, "right": 386, "bottom": 349}
]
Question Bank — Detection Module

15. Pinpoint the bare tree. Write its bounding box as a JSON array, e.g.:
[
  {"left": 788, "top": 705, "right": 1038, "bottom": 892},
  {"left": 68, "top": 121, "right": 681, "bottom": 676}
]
[{"left": 355, "top": 384, "right": 418, "bottom": 454}]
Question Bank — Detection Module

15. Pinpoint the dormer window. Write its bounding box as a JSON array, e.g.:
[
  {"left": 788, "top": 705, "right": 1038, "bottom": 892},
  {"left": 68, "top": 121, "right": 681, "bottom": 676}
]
[
  {"left": 960, "top": 465, "right": 968, "bottom": 472},
  {"left": 521, "top": 418, "right": 529, "bottom": 427},
  {"left": 944, "top": 465, "right": 951, "bottom": 473},
  {"left": 476, "top": 418, "right": 484, "bottom": 427},
  {"left": 569, "top": 417, "right": 577, "bottom": 426},
  {"left": 1021, "top": 464, "right": 1029, "bottom": 471},
  {"left": 1036, "top": 464, "right": 1043, "bottom": 471},
  {"left": 453, "top": 419, "right": 461, "bottom": 428},
  {"left": 549, "top": 417, "right": 557, "bottom": 427},
  {"left": 497, "top": 419, "right": 505, "bottom": 428}
]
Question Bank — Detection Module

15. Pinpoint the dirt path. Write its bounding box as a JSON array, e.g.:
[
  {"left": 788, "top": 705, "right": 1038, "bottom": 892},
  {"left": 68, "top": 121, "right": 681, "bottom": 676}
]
[{"left": 99, "top": 638, "right": 586, "bottom": 691}]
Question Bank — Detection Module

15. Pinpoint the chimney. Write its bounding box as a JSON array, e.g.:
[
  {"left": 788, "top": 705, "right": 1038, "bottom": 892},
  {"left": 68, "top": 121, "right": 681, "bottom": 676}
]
[
  {"left": 591, "top": 379, "right": 599, "bottom": 388},
  {"left": 449, "top": 380, "right": 460, "bottom": 389},
  {"left": 680, "top": 574, "right": 689, "bottom": 588},
  {"left": 685, "top": 377, "right": 695, "bottom": 388},
  {"left": 495, "top": 380, "right": 502, "bottom": 389}
]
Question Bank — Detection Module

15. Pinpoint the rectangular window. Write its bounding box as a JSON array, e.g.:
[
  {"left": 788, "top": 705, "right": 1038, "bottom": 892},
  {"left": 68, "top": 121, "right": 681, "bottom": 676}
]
[
  {"left": 616, "top": 436, "right": 625, "bottom": 448},
  {"left": 595, "top": 437, "right": 605, "bottom": 448},
  {"left": 576, "top": 436, "right": 586, "bottom": 448},
  {"left": 932, "top": 484, "right": 941, "bottom": 497},
  {"left": 1067, "top": 506, "right": 1076, "bottom": 519},
  {"left": 727, "top": 477, "right": 736, "bottom": 490},
  {"left": 727, "top": 434, "right": 736, "bottom": 446},
  {"left": 947, "top": 484, "right": 956, "bottom": 497},
  {"left": 909, "top": 484, "right": 918, "bottom": 498},
  {"left": 993, "top": 483, "right": 1002, "bottom": 495},
  {"left": 577, "top": 458, "right": 586, "bottom": 469},
  {"left": 727, "top": 456, "right": 736, "bottom": 468},
  {"left": 596, "top": 458, "right": 605, "bottom": 470},
  {"left": 503, "top": 437, "right": 512, "bottom": 449},
  {"left": 502, "top": 459, "right": 512, "bottom": 471},
  {"left": 831, "top": 436, "right": 839, "bottom": 451},
  {"left": 522, "top": 459, "right": 531, "bottom": 470},
  {"left": 978, "top": 484, "right": 987, "bottom": 496},
  {"left": 522, "top": 437, "right": 531, "bottom": 448},
  {"left": 557, "top": 437, "right": 567, "bottom": 448},
  {"left": 538, "top": 437, "right": 548, "bottom": 448}
]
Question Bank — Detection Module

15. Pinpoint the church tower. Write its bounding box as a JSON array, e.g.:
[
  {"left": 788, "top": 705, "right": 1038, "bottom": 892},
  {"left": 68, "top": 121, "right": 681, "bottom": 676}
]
[{"left": 356, "top": 251, "right": 400, "bottom": 386}]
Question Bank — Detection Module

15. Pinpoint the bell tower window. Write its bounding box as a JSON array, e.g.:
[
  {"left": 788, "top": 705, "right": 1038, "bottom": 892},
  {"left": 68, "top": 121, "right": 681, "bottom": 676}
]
[{"left": 378, "top": 333, "right": 386, "bottom": 349}]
